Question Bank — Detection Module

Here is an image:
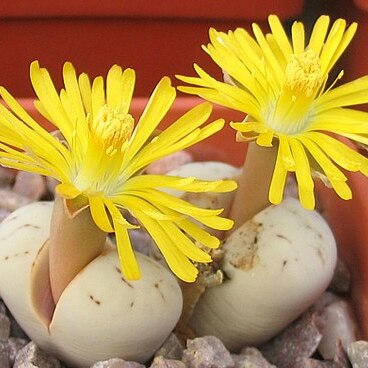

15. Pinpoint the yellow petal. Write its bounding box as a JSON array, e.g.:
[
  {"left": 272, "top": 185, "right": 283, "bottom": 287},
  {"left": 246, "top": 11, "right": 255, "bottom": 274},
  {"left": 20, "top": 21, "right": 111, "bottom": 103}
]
[
  {"left": 178, "top": 219, "right": 220, "bottom": 248},
  {"left": 269, "top": 139, "right": 288, "bottom": 205},
  {"left": 205, "top": 36, "right": 257, "bottom": 91},
  {"left": 268, "top": 15, "right": 293, "bottom": 58},
  {"left": 197, "top": 215, "right": 234, "bottom": 231},
  {"left": 127, "top": 188, "right": 224, "bottom": 218},
  {"left": 30, "top": 61, "right": 73, "bottom": 139},
  {"left": 56, "top": 183, "right": 81, "bottom": 199},
  {"left": 308, "top": 15, "right": 330, "bottom": 55},
  {"left": 319, "top": 18, "right": 347, "bottom": 75},
  {"left": 154, "top": 102, "right": 212, "bottom": 144},
  {"left": 106, "top": 65, "right": 123, "bottom": 108},
  {"left": 306, "top": 131, "right": 368, "bottom": 175},
  {"left": 105, "top": 200, "right": 140, "bottom": 280},
  {"left": 136, "top": 211, "right": 198, "bottom": 282},
  {"left": 78, "top": 73, "right": 92, "bottom": 115},
  {"left": 291, "top": 21, "right": 305, "bottom": 54},
  {"left": 162, "top": 221, "right": 212, "bottom": 263},
  {"left": 289, "top": 138, "right": 315, "bottom": 210},
  {"left": 315, "top": 76, "right": 368, "bottom": 112},
  {"left": 256, "top": 130, "right": 274, "bottom": 147},
  {"left": 125, "top": 174, "right": 236, "bottom": 193},
  {"left": 113, "top": 193, "right": 180, "bottom": 221},
  {"left": 120, "top": 68, "right": 136, "bottom": 114},
  {"left": 91, "top": 75, "right": 105, "bottom": 118},
  {"left": 124, "top": 77, "right": 176, "bottom": 163},
  {"left": 252, "top": 23, "right": 284, "bottom": 84},
  {"left": 320, "top": 19, "right": 357, "bottom": 75},
  {"left": 289, "top": 138, "right": 315, "bottom": 209},
  {"left": 0, "top": 87, "right": 50, "bottom": 137},
  {"left": 89, "top": 195, "right": 114, "bottom": 233},
  {"left": 184, "top": 119, "right": 226, "bottom": 148},
  {"left": 63, "top": 62, "right": 86, "bottom": 127},
  {"left": 324, "top": 22, "right": 357, "bottom": 74},
  {"left": 299, "top": 136, "right": 352, "bottom": 200},
  {"left": 115, "top": 226, "right": 141, "bottom": 280}
]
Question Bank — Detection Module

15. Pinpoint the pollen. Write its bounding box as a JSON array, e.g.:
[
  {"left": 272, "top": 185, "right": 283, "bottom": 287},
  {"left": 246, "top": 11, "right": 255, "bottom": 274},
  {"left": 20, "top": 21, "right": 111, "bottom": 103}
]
[
  {"left": 92, "top": 105, "right": 134, "bottom": 155},
  {"left": 284, "top": 49, "right": 322, "bottom": 97}
]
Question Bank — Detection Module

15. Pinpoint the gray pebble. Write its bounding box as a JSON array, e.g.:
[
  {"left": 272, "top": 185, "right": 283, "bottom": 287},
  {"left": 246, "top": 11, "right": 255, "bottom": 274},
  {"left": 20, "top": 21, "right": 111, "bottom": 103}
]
[
  {"left": 260, "top": 312, "right": 322, "bottom": 368},
  {"left": 296, "top": 341, "right": 350, "bottom": 368},
  {"left": 0, "top": 341, "right": 9, "bottom": 368},
  {"left": 154, "top": 333, "right": 183, "bottom": 360},
  {"left": 0, "top": 188, "right": 31, "bottom": 211},
  {"left": 328, "top": 259, "right": 351, "bottom": 293},
  {"left": 8, "top": 337, "right": 29, "bottom": 366},
  {"left": 45, "top": 177, "right": 58, "bottom": 196},
  {"left": 150, "top": 356, "right": 185, "bottom": 368},
  {"left": 0, "top": 208, "right": 11, "bottom": 223},
  {"left": 183, "top": 336, "right": 234, "bottom": 368},
  {"left": 317, "top": 299, "right": 357, "bottom": 360},
  {"left": 294, "top": 358, "right": 333, "bottom": 367},
  {"left": 347, "top": 340, "right": 368, "bottom": 368},
  {"left": 90, "top": 358, "right": 145, "bottom": 368},
  {"left": 0, "top": 166, "right": 16, "bottom": 187},
  {"left": 0, "top": 313, "right": 10, "bottom": 341},
  {"left": 13, "top": 341, "right": 61, "bottom": 368},
  {"left": 331, "top": 342, "right": 350, "bottom": 368},
  {"left": 234, "top": 347, "right": 276, "bottom": 367},
  {"left": 312, "top": 292, "right": 340, "bottom": 313}
]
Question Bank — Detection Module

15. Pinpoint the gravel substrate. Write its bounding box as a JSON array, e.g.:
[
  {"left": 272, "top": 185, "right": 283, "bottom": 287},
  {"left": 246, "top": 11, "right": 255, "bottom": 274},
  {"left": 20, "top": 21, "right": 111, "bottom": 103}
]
[{"left": 0, "top": 300, "right": 367, "bottom": 368}]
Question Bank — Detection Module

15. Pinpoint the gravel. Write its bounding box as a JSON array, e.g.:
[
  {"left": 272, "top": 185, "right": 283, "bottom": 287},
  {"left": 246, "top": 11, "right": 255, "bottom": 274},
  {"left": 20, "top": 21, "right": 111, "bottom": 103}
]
[{"left": 347, "top": 340, "right": 368, "bottom": 367}]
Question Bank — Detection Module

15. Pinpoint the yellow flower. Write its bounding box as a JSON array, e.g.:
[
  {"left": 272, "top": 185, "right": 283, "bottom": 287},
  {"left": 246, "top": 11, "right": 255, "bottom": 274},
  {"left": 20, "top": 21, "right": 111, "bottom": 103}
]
[
  {"left": 177, "top": 15, "right": 368, "bottom": 209},
  {"left": 0, "top": 61, "right": 236, "bottom": 282}
]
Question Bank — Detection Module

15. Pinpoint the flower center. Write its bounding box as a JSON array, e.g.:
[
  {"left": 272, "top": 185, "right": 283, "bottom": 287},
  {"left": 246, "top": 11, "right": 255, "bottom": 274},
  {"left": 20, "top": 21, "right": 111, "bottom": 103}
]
[
  {"left": 92, "top": 105, "right": 134, "bottom": 156},
  {"left": 73, "top": 105, "right": 134, "bottom": 193},
  {"left": 268, "top": 49, "right": 323, "bottom": 135}
]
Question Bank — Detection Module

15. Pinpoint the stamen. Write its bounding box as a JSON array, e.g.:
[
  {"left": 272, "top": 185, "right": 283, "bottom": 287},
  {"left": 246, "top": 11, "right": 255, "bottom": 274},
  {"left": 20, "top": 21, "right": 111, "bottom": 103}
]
[
  {"left": 285, "top": 49, "right": 322, "bottom": 97},
  {"left": 92, "top": 105, "right": 134, "bottom": 155},
  {"left": 324, "top": 70, "right": 344, "bottom": 95}
]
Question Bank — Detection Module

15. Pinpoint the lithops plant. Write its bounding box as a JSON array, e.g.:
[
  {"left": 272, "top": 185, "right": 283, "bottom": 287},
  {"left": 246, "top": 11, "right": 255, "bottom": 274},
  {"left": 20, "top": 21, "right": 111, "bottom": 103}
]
[
  {"left": 177, "top": 15, "right": 368, "bottom": 226},
  {"left": 0, "top": 201, "right": 183, "bottom": 367},
  {"left": 189, "top": 197, "right": 337, "bottom": 350},
  {"left": 176, "top": 14, "right": 368, "bottom": 347},
  {"left": 0, "top": 62, "right": 236, "bottom": 366}
]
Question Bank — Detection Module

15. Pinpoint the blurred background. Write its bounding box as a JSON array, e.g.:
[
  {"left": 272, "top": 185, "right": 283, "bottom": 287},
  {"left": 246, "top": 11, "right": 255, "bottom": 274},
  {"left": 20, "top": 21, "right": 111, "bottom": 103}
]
[{"left": 0, "top": 0, "right": 366, "bottom": 98}]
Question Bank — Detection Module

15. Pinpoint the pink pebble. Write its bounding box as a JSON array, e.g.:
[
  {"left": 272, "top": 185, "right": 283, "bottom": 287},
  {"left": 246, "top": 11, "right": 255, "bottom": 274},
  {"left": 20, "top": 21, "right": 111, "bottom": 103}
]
[{"left": 13, "top": 171, "right": 47, "bottom": 200}]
